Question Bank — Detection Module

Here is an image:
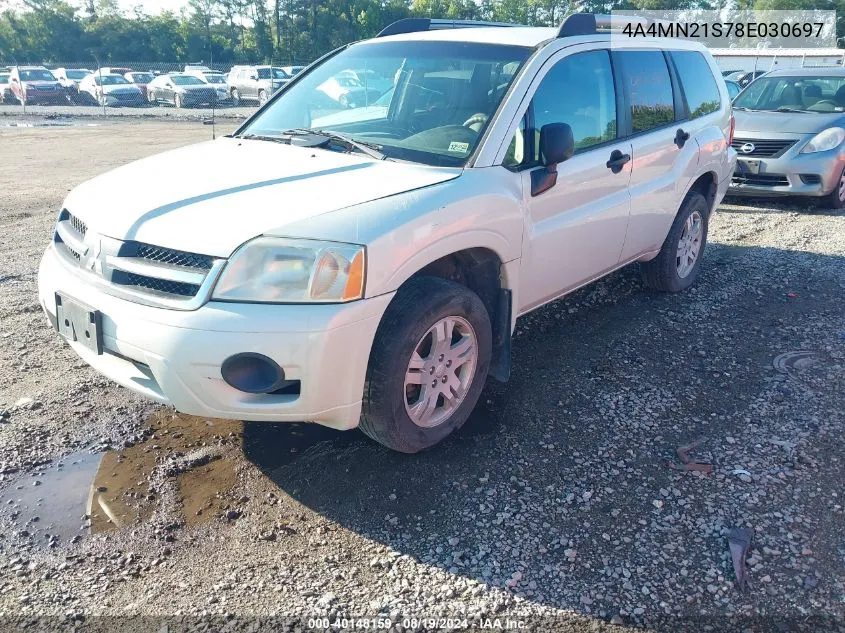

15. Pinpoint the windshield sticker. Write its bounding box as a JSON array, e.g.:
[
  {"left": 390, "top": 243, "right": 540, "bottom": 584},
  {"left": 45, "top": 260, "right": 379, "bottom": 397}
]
[{"left": 447, "top": 141, "right": 470, "bottom": 154}]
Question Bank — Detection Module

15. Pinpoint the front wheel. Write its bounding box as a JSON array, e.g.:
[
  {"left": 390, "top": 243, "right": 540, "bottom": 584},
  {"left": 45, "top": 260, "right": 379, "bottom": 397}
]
[
  {"left": 258, "top": 89, "right": 267, "bottom": 105},
  {"left": 821, "top": 166, "right": 845, "bottom": 209},
  {"left": 174, "top": 93, "right": 183, "bottom": 109},
  {"left": 360, "top": 277, "right": 492, "bottom": 453},
  {"left": 230, "top": 88, "right": 240, "bottom": 105},
  {"left": 640, "top": 191, "right": 709, "bottom": 292}
]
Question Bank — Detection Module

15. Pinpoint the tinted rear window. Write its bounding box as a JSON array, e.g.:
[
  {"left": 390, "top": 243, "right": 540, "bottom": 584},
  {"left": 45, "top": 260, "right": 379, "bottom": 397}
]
[
  {"left": 617, "top": 51, "right": 675, "bottom": 134},
  {"left": 671, "top": 51, "right": 721, "bottom": 118}
]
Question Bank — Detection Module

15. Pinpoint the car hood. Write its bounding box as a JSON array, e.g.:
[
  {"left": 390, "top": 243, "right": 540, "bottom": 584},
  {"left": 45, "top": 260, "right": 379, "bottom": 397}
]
[
  {"left": 733, "top": 109, "right": 845, "bottom": 135},
  {"left": 180, "top": 84, "right": 214, "bottom": 92},
  {"left": 24, "top": 80, "right": 60, "bottom": 89},
  {"left": 102, "top": 84, "right": 141, "bottom": 94},
  {"left": 63, "top": 137, "right": 460, "bottom": 257}
]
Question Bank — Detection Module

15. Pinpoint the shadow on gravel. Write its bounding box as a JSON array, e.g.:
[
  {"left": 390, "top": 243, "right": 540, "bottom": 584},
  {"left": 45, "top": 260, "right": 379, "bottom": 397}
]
[{"left": 243, "top": 244, "right": 845, "bottom": 632}]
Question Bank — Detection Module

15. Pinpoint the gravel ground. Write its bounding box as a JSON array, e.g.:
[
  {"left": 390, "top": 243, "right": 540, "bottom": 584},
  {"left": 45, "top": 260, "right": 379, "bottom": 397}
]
[
  {"left": 0, "top": 102, "right": 256, "bottom": 121},
  {"left": 0, "top": 119, "right": 843, "bottom": 632}
]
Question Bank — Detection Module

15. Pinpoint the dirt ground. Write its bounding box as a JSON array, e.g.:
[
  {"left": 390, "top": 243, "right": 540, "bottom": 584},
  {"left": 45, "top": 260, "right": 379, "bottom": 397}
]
[{"left": 0, "top": 119, "right": 843, "bottom": 632}]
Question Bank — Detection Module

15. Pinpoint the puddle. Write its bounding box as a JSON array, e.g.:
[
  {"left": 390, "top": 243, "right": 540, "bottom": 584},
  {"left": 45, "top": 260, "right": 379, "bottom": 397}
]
[
  {"left": 0, "top": 451, "right": 101, "bottom": 543},
  {"left": 0, "top": 119, "right": 101, "bottom": 128},
  {"left": 0, "top": 411, "right": 242, "bottom": 544}
]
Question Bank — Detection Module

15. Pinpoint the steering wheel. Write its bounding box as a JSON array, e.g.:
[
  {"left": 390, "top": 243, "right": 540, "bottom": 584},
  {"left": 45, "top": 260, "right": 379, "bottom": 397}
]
[
  {"left": 809, "top": 99, "right": 839, "bottom": 109},
  {"left": 462, "top": 113, "right": 488, "bottom": 129}
]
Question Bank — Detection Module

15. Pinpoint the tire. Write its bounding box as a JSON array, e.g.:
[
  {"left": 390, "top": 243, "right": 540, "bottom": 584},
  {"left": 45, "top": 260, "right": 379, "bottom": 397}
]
[
  {"left": 175, "top": 93, "right": 183, "bottom": 109},
  {"left": 640, "top": 191, "right": 710, "bottom": 293},
  {"left": 821, "top": 166, "right": 845, "bottom": 209},
  {"left": 360, "top": 276, "right": 492, "bottom": 453},
  {"left": 230, "top": 88, "right": 240, "bottom": 105},
  {"left": 339, "top": 93, "right": 349, "bottom": 108},
  {"left": 148, "top": 90, "right": 156, "bottom": 105},
  {"left": 258, "top": 89, "right": 267, "bottom": 105}
]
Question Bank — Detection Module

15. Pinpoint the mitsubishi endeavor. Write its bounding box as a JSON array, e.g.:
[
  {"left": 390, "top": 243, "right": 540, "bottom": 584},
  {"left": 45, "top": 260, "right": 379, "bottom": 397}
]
[{"left": 38, "top": 15, "right": 736, "bottom": 453}]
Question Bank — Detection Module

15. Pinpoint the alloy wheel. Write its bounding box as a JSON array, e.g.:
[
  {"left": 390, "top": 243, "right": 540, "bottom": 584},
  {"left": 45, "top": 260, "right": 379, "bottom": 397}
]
[
  {"left": 676, "top": 210, "right": 703, "bottom": 279},
  {"left": 403, "top": 316, "right": 478, "bottom": 429}
]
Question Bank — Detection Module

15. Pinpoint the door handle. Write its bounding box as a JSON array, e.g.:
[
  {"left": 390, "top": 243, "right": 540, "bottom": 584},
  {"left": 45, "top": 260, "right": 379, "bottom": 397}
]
[
  {"left": 606, "top": 149, "right": 631, "bottom": 174},
  {"left": 675, "top": 128, "right": 690, "bottom": 148}
]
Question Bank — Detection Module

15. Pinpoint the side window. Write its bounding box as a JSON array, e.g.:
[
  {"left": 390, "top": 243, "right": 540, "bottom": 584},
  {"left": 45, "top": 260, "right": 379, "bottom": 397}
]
[
  {"left": 534, "top": 50, "right": 617, "bottom": 152},
  {"left": 617, "top": 51, "right": 675, "bottom": 134},
  {"left": 502, "top": 49, "right": 617, "bottom": 167},
  {"left": 670, "top": 51, "right": 721, "bottom": 118}
]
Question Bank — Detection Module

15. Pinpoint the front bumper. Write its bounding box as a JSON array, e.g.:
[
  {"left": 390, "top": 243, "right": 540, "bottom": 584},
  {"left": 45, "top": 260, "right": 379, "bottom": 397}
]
[
  {"left": 728, "top": 132, "right": 845, "bottom": 198},
  {"left": 24, "top": 91, "right": 66, "bottom": 104},
  {"left": 38, "top": 244, "right": 392, "bottom": 429}
]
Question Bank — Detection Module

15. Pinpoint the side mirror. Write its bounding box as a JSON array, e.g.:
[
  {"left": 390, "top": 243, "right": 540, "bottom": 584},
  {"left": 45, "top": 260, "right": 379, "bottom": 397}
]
[{"left": 531, "top": 122, "right": 575, "bottom": 197}]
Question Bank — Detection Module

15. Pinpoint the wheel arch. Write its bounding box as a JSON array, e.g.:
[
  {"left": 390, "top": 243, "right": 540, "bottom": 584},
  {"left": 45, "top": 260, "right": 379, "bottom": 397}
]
[
  {"left": 684, "top": 170, "right": 719, "bottom": 215},
  {"left": 382, "top": 246, "right": 514, "bottom": 382}
]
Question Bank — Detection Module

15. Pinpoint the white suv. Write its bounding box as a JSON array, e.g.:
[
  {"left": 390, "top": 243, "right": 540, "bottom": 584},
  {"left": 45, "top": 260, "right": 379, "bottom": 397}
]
[{"left": 38, "top": 15, "right": 736, "bottom": 453}]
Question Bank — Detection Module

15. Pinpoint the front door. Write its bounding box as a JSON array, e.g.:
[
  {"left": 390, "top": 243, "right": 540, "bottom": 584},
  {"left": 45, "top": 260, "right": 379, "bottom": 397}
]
[{"left": 513, "top": 48, "right": 632, "bottom": 313}]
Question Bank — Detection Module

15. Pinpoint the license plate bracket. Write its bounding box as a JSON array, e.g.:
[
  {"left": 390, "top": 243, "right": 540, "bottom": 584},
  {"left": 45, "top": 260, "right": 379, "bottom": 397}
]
[
  {"left": 55, "top": 293, "right": 103, "bottom": 355},
  {"left": 737, "top": 159, "right": 761, "bottom": 175}
]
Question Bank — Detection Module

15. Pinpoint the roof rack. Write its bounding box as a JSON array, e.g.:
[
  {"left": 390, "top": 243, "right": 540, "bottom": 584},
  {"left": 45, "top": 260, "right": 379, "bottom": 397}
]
[
  {"left": 377, "top": 18, "right": 521, "bottom": 38},
  {"left": 557, "top": 13, "right": 675, "bottom": 37}
]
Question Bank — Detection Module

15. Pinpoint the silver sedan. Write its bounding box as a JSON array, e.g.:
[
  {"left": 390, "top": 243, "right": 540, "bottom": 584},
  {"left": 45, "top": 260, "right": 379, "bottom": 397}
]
[{"left": 729, "top": 67, "right": 845, "bottom": 209}]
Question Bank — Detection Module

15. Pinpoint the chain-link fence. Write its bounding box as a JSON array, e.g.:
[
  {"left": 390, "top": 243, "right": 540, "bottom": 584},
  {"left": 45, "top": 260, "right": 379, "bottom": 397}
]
[{"left": 0, "top": 61, "right": 312, "bottom": 117}]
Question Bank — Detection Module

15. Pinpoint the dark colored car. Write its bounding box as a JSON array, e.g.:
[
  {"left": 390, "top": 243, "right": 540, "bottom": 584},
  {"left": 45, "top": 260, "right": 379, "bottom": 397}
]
[
  {"left": 147, "top": 73, "right": 217, "bottom": 108},
  {"left": 9, "top": 66, "right": 65, "bottom": 105}
]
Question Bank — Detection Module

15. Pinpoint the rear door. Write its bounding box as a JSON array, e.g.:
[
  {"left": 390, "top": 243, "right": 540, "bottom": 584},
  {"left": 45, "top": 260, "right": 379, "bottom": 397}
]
[
  {"left": 511, "top": 46, "right": 633, "bottom": 312},
  {"left": 614, "top": 49, "right": 701, "bottom": 260}
]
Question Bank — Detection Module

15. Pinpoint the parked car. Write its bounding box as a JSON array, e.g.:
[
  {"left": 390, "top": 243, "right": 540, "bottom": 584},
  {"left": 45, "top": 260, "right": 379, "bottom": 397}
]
[
  {"left": 8, "top": 66, "right": 65, "bottom": 105},
  {"left": 227, "top": 65, "right": 290, "bottom": 104},
  {"left": 733, "top": 70, "right": 767, "bottom": 87},
  {"left": 721, "top": 69, "right": 742, "bottom": 77},
  {"left": 280, "top": 65, "right": 306, "bottom": 77},
  {"left": 725, "top": 79, "right": 742, "bottom": 100},
  {"left": 184, "top": 64, "right": 212, "bottom": 74},
  {"left": 53, "top": 68, "right": 92, "bottom": 102},
  {"left": 146, "top": 73, "right": 217, "bottom": 108},
  {"left": 730, "top": 67, "right": 845, "bottom": 208},
  {"left": 38, "top": 15, "right": 734, "bottom": 453},
  {"left": 124, "top": 71, "right": 154, "bottom": 101},
  {"left": 184, "top": 69, "right": 231, "bottom": 104},
  {"left": 0, "top": 70, "right": 11, "bottom": 103},
  {"left": 99, "top": 67, "right": 133, "bottom": 77},
  {"left": 79, "top": 72, "right": 144, "bottom": 106}
]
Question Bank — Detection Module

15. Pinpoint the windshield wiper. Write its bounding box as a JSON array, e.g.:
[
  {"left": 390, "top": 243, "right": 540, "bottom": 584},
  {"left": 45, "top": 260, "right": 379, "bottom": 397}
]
[
  {"left": 291, "top": 128, "right": 387, "bottom": 160},
  {"left": 775, "top": 107, "right": 808, "bottom": 113},
  {"left": 234, "top": 132, "right": 292, "bottom": 144}
]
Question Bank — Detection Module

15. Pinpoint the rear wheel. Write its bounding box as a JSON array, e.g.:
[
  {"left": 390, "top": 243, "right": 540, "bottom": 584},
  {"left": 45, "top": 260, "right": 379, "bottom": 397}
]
[
  {"left": 258, "top": 89, "right": 267, "bottom": 105},
  {"left": 360, "top": 277, "right": 492, "bottom": 453},
  {"left": 230, "top": 88, "right": 240, "bottom": 105},
  {"left": 821, "top": 166, "right": 845, "bottom": 209},
  {"left": 640, "top": 191, "right": 709, "bottom": 292},
  {"left": 174, "top": 93, "right": 183, "bottom": 109}
]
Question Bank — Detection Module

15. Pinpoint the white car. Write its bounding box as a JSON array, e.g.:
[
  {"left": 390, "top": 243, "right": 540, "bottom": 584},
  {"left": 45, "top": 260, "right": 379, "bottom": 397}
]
[
  {"left": 38, "top": 15, "right": 735, "bottom": 453},
  {"left": 79, "top": 72, "right": 143, "bottom": 106}
]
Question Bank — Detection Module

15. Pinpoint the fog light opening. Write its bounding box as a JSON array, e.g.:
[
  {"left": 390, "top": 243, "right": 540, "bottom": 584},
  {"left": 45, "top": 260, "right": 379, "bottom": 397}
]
[{"left": 221, "top": 353, "right": 287, "bottom": 394}]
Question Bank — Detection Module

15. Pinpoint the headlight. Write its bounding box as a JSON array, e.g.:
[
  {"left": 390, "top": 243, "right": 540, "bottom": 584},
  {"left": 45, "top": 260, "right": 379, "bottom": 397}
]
[
  {"left": 800, "top": 127, "right": 845, "bottom": 154},
  {"left": 212, "top": 237, "right": 365, "bottom": 303}
]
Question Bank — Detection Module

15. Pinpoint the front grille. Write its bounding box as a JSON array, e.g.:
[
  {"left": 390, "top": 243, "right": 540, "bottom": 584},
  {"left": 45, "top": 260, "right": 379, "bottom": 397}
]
[
  {"left": 53, "top": 210, "right": 220, "bottom": 308},
  {"left": 70, "top": 213, "right": 87, "bottom": 237},
  {"left": 732, "top": 173, "right": 789, "bottom": 187},
  {"left": 134, "top": 244, "right": 212, "bottom": 270},
  {"left": 732, "top": 138, "right": 797, "bottom": 158},
  {"left": 123, "top": 272, "right": 200, "bottom": 297}
]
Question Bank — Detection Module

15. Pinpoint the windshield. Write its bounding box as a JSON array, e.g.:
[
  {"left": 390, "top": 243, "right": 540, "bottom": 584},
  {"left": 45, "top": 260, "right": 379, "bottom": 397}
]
[
  {"left": 96, "top": 74, "right": 129, "bottom": 85},
  {"left": 171, "top": 75, "right": 205, "bottom": 86},
  {"left": 129, "top": 72, "right": 153, "bottom": 83},
  {"left": 242, "top": 40, "right": 529, "bottom": 167},
  {"left": 66, "top": 70, "right": 90, "bottom": 80},
  {"left": 733, "top": 75, "right": 845, "bottom": 112},
  {"left": 205, "top": 73, "right": 225, "bottom": 84},
  {"left": 20, "top": 69, "right": 55, "bottom": 81},
  {"left": 257, "top": 67, "right": 289, "bottom": 80}
]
